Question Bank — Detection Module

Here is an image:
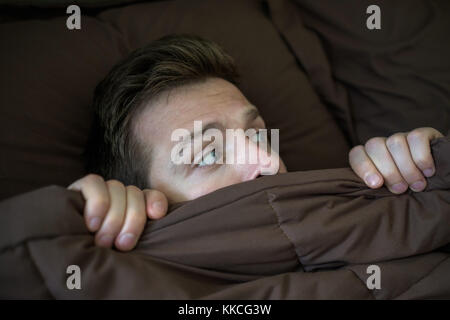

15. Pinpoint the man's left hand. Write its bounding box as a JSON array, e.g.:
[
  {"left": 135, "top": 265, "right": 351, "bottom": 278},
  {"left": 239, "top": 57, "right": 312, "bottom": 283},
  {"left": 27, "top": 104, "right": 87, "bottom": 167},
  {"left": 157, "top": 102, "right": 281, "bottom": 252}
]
[{"left": 349, "top": 127, "right": 444, "bottom": 194}]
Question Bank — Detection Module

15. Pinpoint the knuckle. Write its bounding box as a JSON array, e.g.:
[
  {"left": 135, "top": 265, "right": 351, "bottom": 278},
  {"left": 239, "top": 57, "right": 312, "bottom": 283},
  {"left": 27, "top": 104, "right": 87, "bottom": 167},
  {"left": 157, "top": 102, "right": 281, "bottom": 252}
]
[
  {"left": 349, "top": 145, "right": 364, "bottom": 158},
  {"left": 84, "top": 173, "right": 103, "bottom": 184},
  {"left": 386, "top": 134, "right": 404, "bottom": 149},
  {"left": 126, "top": 184, "right": 142, "bottom": 194},
  {"left": 407, "top": 129, "right": 424, "bottom": 141},
  {"left": 106, "top": 179, "right": 125, "bottom": 189},
  {"left": 364, "top": 137, "right": 385, "bottom": 152}
]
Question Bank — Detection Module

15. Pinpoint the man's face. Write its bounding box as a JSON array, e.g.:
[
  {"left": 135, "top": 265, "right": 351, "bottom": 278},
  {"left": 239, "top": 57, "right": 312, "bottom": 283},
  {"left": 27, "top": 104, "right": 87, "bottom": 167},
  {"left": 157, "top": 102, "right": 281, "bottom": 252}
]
[{"left": 134, "top": 77, "right": 287, "bottom": 203}]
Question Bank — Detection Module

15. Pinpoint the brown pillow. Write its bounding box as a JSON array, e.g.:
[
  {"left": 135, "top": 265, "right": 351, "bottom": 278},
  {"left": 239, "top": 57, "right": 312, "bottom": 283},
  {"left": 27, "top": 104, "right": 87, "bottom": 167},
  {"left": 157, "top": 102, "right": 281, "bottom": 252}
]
[
  {"left": 0, "top": 0, "right": 350, "bottom": 201},
  {"left": 269, "top": 0, "right": 450, "bottom": 144},
  {"left": 0, "top": 0, "right": 139, "bottom": 8}
]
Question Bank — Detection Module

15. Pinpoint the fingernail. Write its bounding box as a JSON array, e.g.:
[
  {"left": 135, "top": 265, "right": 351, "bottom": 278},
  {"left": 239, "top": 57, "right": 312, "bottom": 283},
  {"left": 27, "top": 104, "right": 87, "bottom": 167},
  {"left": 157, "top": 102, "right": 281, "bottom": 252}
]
[
  {"left": 89, "top": 217, "right": 101, "bottom": 231},
  {"left": 118, "top": 233, "right": 136, "bottom": 248},
  {"left": 392, "top": 182, "right": 407, "bottom": 193},
  {"left": 152, "top": 201, "right": 164, "bottom": 213},
  {"left": 366, "top": 173, "right": 381, "bottom": 187},
  {"left": 423, "top": 168, "right": 434, "bottom": 177},
  {"left": 410, "top": 181, "right": 425, "bottom": 192},
  {"left": 97, "top": 235, "right": 113, "bottom": 247}
]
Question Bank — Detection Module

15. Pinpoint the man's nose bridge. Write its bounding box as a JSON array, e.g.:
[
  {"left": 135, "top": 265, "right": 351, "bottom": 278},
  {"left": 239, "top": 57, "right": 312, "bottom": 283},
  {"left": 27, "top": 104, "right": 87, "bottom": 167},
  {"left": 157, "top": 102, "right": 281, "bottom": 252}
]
[
  {"left": 248, "top": 130, "right": 280, "bottom": 175},
  {"left": 249, "top": 137, "right": 271, "bottom": 166},
  {"left": 225, "top": 128, "right": 278, "bottom": 172},
  {"left": 233, "top": 131, "right": 271, "bottom": 167}
]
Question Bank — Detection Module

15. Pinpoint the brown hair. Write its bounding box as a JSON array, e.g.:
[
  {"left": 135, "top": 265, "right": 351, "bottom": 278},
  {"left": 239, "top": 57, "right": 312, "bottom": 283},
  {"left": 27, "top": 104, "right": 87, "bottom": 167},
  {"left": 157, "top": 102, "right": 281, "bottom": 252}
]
[{"left": 84, "top": 34, "right": 239, "bottom": 189}]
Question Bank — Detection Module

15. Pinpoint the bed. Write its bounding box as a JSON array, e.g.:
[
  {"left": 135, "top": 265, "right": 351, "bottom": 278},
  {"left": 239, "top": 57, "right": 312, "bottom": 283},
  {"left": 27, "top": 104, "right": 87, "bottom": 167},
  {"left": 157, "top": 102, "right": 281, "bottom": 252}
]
[{"left": 0, "top": 0, "right": 449, "bottom": 299}]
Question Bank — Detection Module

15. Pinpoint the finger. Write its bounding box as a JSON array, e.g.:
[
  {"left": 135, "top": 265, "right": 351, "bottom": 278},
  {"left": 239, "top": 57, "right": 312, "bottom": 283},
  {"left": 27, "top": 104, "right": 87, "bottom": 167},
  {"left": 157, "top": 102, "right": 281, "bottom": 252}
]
[
  {"left": 143, "top": 189, "right": 168, "bottom": 219},
  {"left": 95, "top": 180, "right": 126, "bottom": 248},
  {"left": 364, "top": 137, "right": 408, "bottom": 194},
  {"left": 349, "top": 145, "right": 384, "bottom": 188},
  {"left": 67, "top": 174, "right": 110, "bottom": 232},
  {"left": 115, "top": 185, "right": 147, "bottom": 252},
  {"left": 386, "top": 133, "right": 427, "bottom": 192},
  {"left": 406, "top": 127, "right": 444, "bottom": 178}
]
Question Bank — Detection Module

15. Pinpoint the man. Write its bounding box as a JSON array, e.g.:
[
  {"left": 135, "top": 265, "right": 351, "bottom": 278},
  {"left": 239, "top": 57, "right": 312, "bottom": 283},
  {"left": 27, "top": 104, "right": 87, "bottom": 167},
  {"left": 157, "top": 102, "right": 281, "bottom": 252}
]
[{"left": 68, "top": 34, "right": 444, "bottom": 252}]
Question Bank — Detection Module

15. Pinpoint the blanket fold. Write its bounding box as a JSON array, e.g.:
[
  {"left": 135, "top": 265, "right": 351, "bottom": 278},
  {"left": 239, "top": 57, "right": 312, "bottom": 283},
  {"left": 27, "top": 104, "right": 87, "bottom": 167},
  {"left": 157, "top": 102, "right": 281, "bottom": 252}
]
[{"left": 0, "top": 134, "right": 449, "bottom": 299}]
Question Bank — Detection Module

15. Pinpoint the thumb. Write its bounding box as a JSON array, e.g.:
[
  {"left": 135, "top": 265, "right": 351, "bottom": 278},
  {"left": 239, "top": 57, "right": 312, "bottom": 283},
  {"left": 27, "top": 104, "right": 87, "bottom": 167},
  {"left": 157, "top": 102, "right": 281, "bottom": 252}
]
[{"left": 142, "top": 189, "right": 168, "bottom": 220}]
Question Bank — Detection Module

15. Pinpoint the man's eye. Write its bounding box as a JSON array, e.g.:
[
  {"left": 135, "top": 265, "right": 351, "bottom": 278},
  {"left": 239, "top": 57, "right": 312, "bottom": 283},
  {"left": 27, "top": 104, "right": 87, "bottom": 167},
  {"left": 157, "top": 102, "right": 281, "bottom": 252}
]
[
  {"left": 198, "top": 149, "right": 217, "bottom": 167},
  {"left": 255, "top": 131, "right": 263, "bottom": 142},
  {"left": 251, "top": 130, "right": 264, "bottom": 143}
]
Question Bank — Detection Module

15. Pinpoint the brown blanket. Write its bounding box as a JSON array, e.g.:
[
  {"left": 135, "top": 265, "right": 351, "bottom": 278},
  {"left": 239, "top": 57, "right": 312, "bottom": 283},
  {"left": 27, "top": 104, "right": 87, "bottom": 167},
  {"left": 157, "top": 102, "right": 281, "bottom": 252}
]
[{"left": 1, "top": 134, "right": 449, "bottom": 299}]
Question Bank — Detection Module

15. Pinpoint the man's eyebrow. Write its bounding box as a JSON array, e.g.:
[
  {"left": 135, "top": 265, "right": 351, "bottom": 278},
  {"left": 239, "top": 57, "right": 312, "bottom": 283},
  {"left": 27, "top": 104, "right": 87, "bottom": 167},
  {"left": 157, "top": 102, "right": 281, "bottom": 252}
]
[
  {"left": 243, "top": 105, "right": 261, "bottom": 124},
  {"left": 179, "top": 121, "right": 226, "bottom": 146},
  {"left": 176, "top": 106, "right": 259, "bottom": 146}
]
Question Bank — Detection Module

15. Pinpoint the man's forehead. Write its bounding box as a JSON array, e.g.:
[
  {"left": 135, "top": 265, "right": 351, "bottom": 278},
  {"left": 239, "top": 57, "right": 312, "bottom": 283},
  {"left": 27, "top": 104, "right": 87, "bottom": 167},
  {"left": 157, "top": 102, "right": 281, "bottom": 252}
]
[
  {"left": 137, "top": 79, "right": 254, "bottom": 137},
  {"left": 166, "top": 85, "right": 249, "bottom": 120}
]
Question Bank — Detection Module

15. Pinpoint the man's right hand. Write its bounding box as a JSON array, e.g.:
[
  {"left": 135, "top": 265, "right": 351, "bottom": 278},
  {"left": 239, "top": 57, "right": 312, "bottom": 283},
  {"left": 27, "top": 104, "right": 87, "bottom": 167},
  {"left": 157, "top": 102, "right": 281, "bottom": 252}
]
[{"left": 67, "top": 174, "right": 168, "bottom": 252}]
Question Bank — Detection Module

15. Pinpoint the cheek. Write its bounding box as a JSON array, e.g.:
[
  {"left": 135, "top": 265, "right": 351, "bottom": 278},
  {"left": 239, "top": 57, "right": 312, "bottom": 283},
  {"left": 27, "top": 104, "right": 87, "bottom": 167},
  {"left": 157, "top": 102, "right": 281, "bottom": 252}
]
[
  {"left": 279, "top": 158, "right": 288, "bottom": 173},
  {"left": 185, "top": 184, "right": 216, "bottom": 200},
  {"left": 183, "top": 173, "right": 222, "bottom": 200},
  {"left": 184, "top": 168, "right": 242, "bottom": 200}
]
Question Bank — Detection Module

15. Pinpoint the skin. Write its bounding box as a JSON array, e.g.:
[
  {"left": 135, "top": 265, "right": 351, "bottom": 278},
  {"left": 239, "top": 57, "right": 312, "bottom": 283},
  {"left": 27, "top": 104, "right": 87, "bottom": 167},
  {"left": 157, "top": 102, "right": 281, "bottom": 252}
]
[{"left": 68, "top": 77, "right": 444, "bottom": 252}]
